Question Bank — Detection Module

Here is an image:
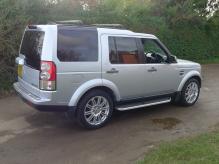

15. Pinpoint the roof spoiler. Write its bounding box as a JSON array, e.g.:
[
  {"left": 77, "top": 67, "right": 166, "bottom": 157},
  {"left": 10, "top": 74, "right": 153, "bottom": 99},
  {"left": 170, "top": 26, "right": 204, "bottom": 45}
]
[{"left": 27, "top": 25, "right": 38, "bottom": 29}]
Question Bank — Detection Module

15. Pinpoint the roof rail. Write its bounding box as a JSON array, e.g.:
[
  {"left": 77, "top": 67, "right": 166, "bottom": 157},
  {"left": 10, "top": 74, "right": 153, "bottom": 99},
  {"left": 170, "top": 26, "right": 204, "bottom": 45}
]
[
  {"left": 48, "top": 20, "right": 126, "bottom": 29},
  {"left": 48, "top": 20, "right": 84, "bottom": 25},
  {"left": 92, "top": 24, "right": 125, "bottom": 29}
]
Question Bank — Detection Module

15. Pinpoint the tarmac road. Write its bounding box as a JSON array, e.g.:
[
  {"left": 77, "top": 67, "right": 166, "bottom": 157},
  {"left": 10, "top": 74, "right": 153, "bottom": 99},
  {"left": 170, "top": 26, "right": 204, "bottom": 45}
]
[{"left": 0, "top": 64, "right": 219, "bottom": 164}]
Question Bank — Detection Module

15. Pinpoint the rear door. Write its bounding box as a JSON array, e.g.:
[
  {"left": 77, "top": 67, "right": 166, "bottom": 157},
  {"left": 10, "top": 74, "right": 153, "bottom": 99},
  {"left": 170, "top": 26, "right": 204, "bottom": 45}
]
[
  {"left": 101, "top": 34, "right": 150, "bottom": 100},
  {"left": 19, "top": 27, "right": 45, "bottom": 88},
  {"left": 55, "top": 26, "right": 101, "bottom": 103}
]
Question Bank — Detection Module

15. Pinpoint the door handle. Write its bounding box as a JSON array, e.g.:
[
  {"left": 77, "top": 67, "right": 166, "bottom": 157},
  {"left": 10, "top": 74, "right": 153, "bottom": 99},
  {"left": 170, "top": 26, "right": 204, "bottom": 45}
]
[
  {"left": 148, "top": 67, "right": 157, "bottom": 72},
  {"left": 106, "top": 68, "right": 119, "bottom": 74}
]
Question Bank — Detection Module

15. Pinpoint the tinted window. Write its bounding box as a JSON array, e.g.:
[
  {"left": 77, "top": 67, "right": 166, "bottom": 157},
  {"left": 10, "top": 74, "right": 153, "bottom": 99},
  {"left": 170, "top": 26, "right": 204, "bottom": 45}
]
[
  {"left": 20, "top": 31, "right": 45, "bottom": 70},
  {"left": 57, "top": 27, "right": 98, "bottom": 62},
  {"left": 109, "top": 37, "right": 140, "bottom": 64},
  {"left": 141, "top": 39, "right": 167, "bottom": 57},
  {"left": 141, "top": 39, "right": 168, "bottom": 64}
]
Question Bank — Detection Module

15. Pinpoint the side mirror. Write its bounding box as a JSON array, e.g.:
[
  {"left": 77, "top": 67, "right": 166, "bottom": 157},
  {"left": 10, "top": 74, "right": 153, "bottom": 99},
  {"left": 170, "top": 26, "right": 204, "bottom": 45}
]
[
  {"left": 168, "top": 55, "right": 177, "bottom": 63},
  {"left": 146, "top": 53, "right": 153, "bottom": 58}
]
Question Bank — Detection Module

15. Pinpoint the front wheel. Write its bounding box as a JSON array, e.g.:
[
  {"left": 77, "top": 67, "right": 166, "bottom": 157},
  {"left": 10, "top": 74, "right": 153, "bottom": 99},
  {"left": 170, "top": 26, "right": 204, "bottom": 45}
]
[
  {"left": 180, "top": 78, "right": 200, "bottom": 106},
  {"left": 76, "top": 90, "right": 113, "bottom": 129}
]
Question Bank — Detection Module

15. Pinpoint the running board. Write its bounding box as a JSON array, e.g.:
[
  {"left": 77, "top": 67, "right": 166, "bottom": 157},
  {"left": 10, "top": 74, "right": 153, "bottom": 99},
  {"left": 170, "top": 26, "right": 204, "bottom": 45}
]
[{"left": 116, "top": 98, "right": 171, "bottom": 111}]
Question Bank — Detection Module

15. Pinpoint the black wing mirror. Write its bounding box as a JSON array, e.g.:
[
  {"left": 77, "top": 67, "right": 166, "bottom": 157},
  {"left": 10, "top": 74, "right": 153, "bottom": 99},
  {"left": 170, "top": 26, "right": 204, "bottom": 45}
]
[{"left": 168, "top": 55, "right": 177, "bottom": 63}]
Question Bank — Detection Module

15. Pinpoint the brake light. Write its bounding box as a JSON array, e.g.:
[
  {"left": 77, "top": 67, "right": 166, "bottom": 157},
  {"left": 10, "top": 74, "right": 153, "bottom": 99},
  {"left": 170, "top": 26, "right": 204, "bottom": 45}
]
[{"left": 40, "top": 61, "right": 56, "bottom": 91}]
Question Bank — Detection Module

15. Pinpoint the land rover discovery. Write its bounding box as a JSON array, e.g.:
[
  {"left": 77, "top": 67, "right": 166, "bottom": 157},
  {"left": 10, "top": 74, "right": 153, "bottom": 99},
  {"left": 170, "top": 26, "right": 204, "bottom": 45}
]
[{"left": 14, "top": 23, "right": 202, "bottom": 129}]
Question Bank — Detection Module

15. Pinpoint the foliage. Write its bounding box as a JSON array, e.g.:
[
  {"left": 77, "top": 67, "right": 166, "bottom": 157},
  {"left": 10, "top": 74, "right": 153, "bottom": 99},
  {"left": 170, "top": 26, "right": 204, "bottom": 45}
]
[
  {"left": 0, "top": 0, "right": 54, "bottom": 91},
  {"left": 0, "top": 0, "right": 219, "bottom": 92}
]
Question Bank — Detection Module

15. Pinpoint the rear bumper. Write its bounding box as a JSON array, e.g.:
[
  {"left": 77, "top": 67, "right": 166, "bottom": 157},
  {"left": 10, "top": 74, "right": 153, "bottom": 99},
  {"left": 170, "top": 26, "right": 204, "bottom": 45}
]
[
  {"left": 13, "top": 82, "right": 75, "bottom": 112},
  {"left": 14, "top": 82, "right": 50, "bottom": 105}
]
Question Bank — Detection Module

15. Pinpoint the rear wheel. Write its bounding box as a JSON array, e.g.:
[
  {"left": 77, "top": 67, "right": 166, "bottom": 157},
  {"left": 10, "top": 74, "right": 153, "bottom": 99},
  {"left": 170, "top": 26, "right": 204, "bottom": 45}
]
[
  {"left": 179, "top": 78, "right": 200, "bottom": 106},
  {"left": 76, "top": 90, "right": 113, "bottom": 129}
]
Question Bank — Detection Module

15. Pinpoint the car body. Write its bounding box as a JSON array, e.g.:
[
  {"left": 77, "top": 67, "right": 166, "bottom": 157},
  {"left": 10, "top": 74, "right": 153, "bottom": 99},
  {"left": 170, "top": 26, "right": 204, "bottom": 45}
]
[{"left": 14, "top": 24, "right": 202, "bottom": 129}]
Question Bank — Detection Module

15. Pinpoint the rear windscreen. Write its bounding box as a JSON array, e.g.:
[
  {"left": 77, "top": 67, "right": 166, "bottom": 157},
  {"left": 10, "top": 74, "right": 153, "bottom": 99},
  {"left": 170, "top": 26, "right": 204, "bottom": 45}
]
[
  {"left": 57, "top": 27, "right": 98, "bottom": 62},
  {"left": 20, "top": 30, "right": 45, "bottom": 70}
]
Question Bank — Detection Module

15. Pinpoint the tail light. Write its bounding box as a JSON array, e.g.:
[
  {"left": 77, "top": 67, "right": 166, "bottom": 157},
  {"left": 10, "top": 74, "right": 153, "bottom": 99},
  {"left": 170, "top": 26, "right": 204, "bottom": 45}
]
[{"left": 40, "top": 61, "right": 56, "bottom": 91}]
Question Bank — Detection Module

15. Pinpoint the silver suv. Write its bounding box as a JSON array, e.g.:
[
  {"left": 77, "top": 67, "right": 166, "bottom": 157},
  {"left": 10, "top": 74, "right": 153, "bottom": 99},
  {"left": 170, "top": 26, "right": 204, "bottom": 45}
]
[{"left": 14, "top": 24, "right": 202, "bottom": 129}]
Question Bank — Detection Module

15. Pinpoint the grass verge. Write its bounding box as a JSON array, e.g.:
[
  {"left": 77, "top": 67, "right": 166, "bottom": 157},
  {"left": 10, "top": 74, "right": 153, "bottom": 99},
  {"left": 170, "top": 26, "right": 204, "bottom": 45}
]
[{"left": 138, "top": 131, "right": 219, "bottom": 164}]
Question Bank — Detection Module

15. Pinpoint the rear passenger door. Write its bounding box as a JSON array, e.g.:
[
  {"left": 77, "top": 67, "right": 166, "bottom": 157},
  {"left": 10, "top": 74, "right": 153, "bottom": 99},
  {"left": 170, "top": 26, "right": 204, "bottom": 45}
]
[
  {"left": 55, "top": 27, "right": 101, "bottom": 104},
  {"left": 101, "top": 35, "right": 150, "bottom": 100}
]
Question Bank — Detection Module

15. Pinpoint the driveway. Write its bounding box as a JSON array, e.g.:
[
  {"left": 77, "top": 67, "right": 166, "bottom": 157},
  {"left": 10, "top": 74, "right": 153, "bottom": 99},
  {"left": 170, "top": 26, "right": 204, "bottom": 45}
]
[{"left": 0, "top": 64, "right": 219, "bottom": 164}]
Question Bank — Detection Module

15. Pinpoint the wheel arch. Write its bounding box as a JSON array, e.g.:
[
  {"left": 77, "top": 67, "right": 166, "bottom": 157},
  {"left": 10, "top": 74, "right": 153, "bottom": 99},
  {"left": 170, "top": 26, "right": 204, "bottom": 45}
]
[
  {"left": 177, "top": 70, "right": 202, "bottom": 91},
  {"left": 192, "top": 76, "right": 202, "bottom": 87},
  {"left": 68, "top": 79, "right": 121, "bottom": 107}
]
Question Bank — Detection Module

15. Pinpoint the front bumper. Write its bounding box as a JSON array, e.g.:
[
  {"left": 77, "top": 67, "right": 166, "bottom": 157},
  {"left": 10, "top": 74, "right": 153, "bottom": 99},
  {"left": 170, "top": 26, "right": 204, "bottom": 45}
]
[{"left": 13, "top": 82, "right": 72, "bottom": 112}]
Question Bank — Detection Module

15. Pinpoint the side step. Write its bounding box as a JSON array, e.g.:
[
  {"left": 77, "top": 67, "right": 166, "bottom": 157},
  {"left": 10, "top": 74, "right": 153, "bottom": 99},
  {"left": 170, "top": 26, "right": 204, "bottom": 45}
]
[{"left": 116, "top": 98, "right": 171, "bottom": 111}]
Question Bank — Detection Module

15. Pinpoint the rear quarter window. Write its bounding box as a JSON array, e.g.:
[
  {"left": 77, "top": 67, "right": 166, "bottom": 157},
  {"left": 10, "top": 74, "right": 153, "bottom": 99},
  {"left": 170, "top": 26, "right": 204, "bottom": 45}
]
[{"left": 57, "top": 27, "right": 98, "bottom": 62}]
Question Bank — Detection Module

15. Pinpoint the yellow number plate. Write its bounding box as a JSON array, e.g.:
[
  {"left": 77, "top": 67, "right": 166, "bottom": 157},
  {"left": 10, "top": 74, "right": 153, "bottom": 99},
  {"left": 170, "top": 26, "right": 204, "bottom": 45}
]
[{"left": 18, "top": 65, "right": 23, "bottom": 78}]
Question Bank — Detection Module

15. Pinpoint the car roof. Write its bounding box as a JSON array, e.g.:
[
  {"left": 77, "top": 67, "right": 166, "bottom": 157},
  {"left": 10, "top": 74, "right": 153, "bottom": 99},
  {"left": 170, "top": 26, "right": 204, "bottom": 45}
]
[
  {"left": 97, "top": 28, "right": 157, "bottom": 39},
  {"left": 34, "top": 24, "right": 157, "bottom": 39}
]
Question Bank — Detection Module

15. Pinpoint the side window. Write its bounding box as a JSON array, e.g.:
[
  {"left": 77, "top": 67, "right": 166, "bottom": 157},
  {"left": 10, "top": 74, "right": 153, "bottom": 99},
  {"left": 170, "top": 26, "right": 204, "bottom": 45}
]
[
  {"left": 108, "top": 36, "right": 141, "bottom": 64},
  {"left": 141, "top": 38, "right": 168, "bottom": 64},
  {"left": 57, "top": 27, "right": 98, "bottom": 62}
]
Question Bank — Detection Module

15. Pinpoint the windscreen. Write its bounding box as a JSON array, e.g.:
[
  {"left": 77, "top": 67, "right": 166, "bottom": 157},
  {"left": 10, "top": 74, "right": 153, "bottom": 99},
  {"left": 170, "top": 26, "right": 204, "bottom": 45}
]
[{"left": 20, "top": 30, "right": 45, "bottom": 70}]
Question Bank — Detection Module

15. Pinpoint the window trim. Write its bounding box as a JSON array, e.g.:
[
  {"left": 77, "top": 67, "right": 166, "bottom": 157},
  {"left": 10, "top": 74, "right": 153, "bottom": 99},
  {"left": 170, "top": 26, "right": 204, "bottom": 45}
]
[
  {"left": 108, "top": 36, "right": 144, "bottom": 65},
  {"left": 109, "top": 37, "right": 119, "bottom": 64}
]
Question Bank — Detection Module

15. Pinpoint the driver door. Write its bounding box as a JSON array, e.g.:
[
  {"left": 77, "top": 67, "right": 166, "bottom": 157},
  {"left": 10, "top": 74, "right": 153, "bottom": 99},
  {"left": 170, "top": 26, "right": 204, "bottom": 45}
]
[{"left": 140, "top": 38, "right": 180, "bottom": 96}]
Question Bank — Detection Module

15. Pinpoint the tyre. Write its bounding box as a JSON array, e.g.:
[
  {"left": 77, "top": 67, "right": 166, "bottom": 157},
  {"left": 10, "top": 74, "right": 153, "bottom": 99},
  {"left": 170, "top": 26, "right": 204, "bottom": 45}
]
[
  {"left": 76, "top": 90, "right": 113, "bottom": 129},
  {"left": 179, "top": 78, "right": 200, "bottom": 106}
]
